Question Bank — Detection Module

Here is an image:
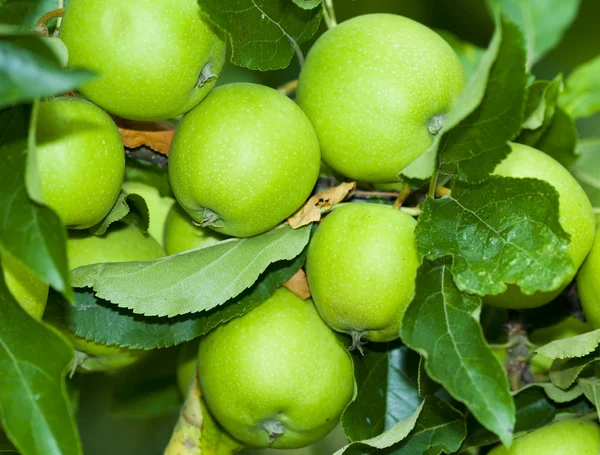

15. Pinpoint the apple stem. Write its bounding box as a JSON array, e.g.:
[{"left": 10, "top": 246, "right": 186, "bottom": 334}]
[
  {"left": 35, "top": 8, "right": 65, "bottom": 37},
  {"left": 322, "top": 0, "right": 338, "bottom": 29},
  {"left": 262, "top": 419, "right": 285, "bottom": 443},
  {"left": 197, "top": 63, "right": 217, "bottom": 88},
  {"left": 392, "top": 186, "right": 412, "bottom": 209},
  {"left": 348, "top": 331, "right": 368, "bottom": 355},
  {"left": 427, "top": 114, "right": 445, "bottom": 136},
  {"left": 196, "top": 209, "right": 222, "bottom": 228},
  {"left": 277, "top": 79, "right": 299, "bottom": 97}
]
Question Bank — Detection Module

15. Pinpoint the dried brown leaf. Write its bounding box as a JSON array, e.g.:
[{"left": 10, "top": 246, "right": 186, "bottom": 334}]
[
  {"left": 116, "top": 118, "right": 175, "bottom": 155},
  {"left": 283, "top": 269, "right": 311, "bottom": 300},
  {"left": 288, "top": 182, "right": 356, "bottom": 229}
]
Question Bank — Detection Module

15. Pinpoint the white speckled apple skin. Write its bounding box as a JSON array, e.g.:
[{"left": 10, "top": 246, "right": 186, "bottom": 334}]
[
  {"left": 306, "top": 203, "right": 420, "bottom": 342},
  {"left": 297, "top": 13, "right": 465, "bottom": 183},
  {"left": 197, "top": 288, "right": 354, "bottom": 449},
  {"left": 169, "top": 83, "right": 321, "bottom": 238},
  {"left": 60, "top": 0, "right": 225, "bottom": 121},
  {"left": 578, "top": 231, "right": 600, "bottom": 328},
  {"left": 36, "top": 97, "right": 124, "bottom": 229},
  {"left": 485, "top": 142, "right": 595, "bottom": 309}
]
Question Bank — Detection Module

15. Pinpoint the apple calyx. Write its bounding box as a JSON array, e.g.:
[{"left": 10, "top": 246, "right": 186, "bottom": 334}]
[
  {"left": 349, "top": 330, "right": 368, "bottom": 355},
  {"left": 262, "top": 418, "right": 285, "bottom": 443},
  {"left": 427, "top": 114, "right": 445, "bottom": 136},
  {"left": 193, "top": 208, "right": 223, "bottom": 228},
  {"left": 197, "top": 63, "right": 218, "bottom": 87}
]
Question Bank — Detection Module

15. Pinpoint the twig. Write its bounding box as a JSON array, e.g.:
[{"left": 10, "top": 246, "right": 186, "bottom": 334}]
[
  {"left": 393, "top": 186, "right": 412, "bottom": 209},
  {"left": 277, "top": 79, "right": 299, "bottom": 97},
  {"left": 352, "top": 190, "right": 399, "bottom": 199}
]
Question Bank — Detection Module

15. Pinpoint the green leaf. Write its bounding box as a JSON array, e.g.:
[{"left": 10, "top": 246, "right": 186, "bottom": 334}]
[
  {"left": 125, "top": 159, "right": 173, "bottom": 199},
  {"left": 571, "top": 139, "right": 600, "bottom": 212},
  {"left": 0, "top": 105, "right": 71, "bottom": 300},
  {"left": 559, "top": 55, "right": 600, "bottom": 119},
  {"left": 579, "top": 377, "right": 600, "bottom": 419},
  {"left": 389, "top": 396, "right": 466, "bottom": 455},
  {"left": 0, "top": 268, "right": 81, "bottom": 455},
  {"left": 415, "top": 177, "right": 572, "bottom": 297},
  {"left": 334, "top": 402, "right": 424, "bottom": 455},
  {"left": 46, "top": 255, "right": 304, "bottom": 349},
  {"left": 0, "top": 0, "right": 58, "bottom": 29},
  {"left": 197, "top": 0, "right": 322, "bottom": 71},
  {"left": 549, "top": 350, "right": 600, "bottom": 389},
  {"left": 438, "top": 15, "right": 528, "bottom": 183},
  {"left": 292, "top": 0, "right": 321, "bottom": 9},
  {"left": 0, "top": 34, "right": 93, "bottom": 108},
  {"left": 536, "top": 329, "right": 600, "bottom": 359},
  {"left": 533, "top": 107, "right": 578, "bottom": 168},
  {"left": 518, "top": 77, "right": 561, "bottom": 136},
  {"left": 342, "top": 346, "right": 422, "bottom": 441},
  {"left": 528, "top": 382, "right": 584, "bottom": 403},
  {"left": 87, "top": 192, "right": 150, "bottom": 237},
  {"left": 486, "top": 0, "right": 581, "bottom": 66},
  {"left": 436, "top": 30, "right": 486, "bottom": 83},
  {"left": 400, "top": 258, "right": 514, "bottom": 446}
]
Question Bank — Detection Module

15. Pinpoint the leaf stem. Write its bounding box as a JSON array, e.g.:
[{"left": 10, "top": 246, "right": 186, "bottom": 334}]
[
  {"left": 35, "top": 8, "right": 65, "bottom": 37},
  {"left": 399, "top": 206, "right": 422, "bottom": 217},
  {"left": 277, "top": 79, "right": 299, "bottom": 97},
  {"left": 322, "top": 0, "right": 337, "bottom": 29},
  {"left": 428, "top": 172, "right": 439, "bottom": 199},
  {"left": 393, "top": 185, "right": 412, "bottom": 209}
]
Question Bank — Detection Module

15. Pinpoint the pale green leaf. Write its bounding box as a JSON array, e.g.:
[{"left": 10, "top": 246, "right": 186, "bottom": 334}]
[
  {"left": 560, "top": 55, "right": 600, "bottom": 119},
  {"left": 549, "top": 350, "right": 600, "bottom": 389},
  {"left": 579, "top": 377, "right": 600, "bottom": 419},
  {"left": 292, "top": 0, "right": 321, "bottom": 9},
  {"left": 536, "top": 329, "right": 600, "bottom": 359},
  {"left": 528, "top": 382, "right": 584, "bottom": 403},
  {"left": 436, "top": 30, "right": 485, "bottom": 83}
]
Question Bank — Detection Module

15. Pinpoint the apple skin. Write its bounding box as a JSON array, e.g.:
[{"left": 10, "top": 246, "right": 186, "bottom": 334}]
[
  {"left": 197, "top": 288, "right": 355, "bottom": 449},
  {"left": 306, "top": 203, "right": 419, "bottom": 343},
  {"left": 60, "top": 0, "right": 226, "bottom": 121},
  {"left": 1, "top": 254, "right": 48, "bottom": 320},
  {"left": 37, "top": 97, "right": 125, "bottom": 229},
  {"left": 484, "top": 142, "right": 595, "bottom": 309},
  {"left": 578, "top": 230, "right": 600, "bottom": 328},
  {"left": 296, "top": 13, "right": 465, "bottom": 183},
  {"left": 488, "top": 419, "right": 600, "bottom": 454},
  {"left": 163, "top": 203, "right": 227, "bottom": 256},
  {"left": 169, "top": 83, "right": 321, "bottom": 238},
  {"left": 121, "top": 181, "right": 175, "bottom": 246}
]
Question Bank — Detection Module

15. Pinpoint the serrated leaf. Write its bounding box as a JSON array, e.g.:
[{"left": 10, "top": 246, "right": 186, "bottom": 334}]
[
  {"left": 0, "top": 269, "right": 81, "bottom": 455},
  {"left": 389, "top": 396, "right": 466, "bottom": 455},
  {"left": 0, "top": 0, "right": 59, "bottom": 29},
  {"left": 528, "top": 382, "right": 584, "bottom": 403},
  {"left": 87, "top": 192, "right": 149, "bottom": 236},
  {"left": 335, "top": 402, "right": 424, "bottom": 455},
  {"left": 518, "top": 77, "right": 561, "bottom": 135},
  {"left": 536, "top": 329, "right": 600, "bottom": 359},
  {"left": 0, "top": 34, "right": 93, "bottom": 108},
  {"left": 534, "top": 107, "right": 578, "bottom": 168},
  {"left": 198, "top": 0, "right": 322, "bottom": 71},
  {"left": 415, "top": 177, "right": 572, "bottom": 297},
  {"left": 438, "top": 16, "right": 528, "bottom": 183},
  {"left": 486, "top": 0, "right": 581, "bottom": 66},
  {"left": 571, "top": 139, "right": 600, "bottom": 212},
  {"left": 342, "top": 346, "right": 421, "bottom": 442},
  {"left": 560, "top": 55, "right": 600, "bottom": 119},
  {"left": 549, "top": 350, "right": 600, "bottom": 389},
  {"left": 72, "top": 224, "right": 310, "bottom": 317},
  {"left": 0, "top": 105, "right": 72, "bottom": 300},
  {"left": 292, "top": 0, "right": 321, "bottom": 9},
  {"left": 47, "top": 255, "right": 303, "bottom": 349},
  {"left": 436, "top": 30, "right": 485, "bottom": 83},
  {"left": 400, "top": 258, "right": 514, "bottom": 446},
  {"left": 579, "top": 377, "right": 600, "bottom": 419}
]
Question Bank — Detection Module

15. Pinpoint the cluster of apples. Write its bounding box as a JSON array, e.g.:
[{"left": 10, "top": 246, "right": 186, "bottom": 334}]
[{"left": 8, "top": 0, "right": 600, "bottom": 452}]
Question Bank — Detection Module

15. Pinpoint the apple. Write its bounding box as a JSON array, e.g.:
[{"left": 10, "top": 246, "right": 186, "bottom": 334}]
[
  {"left": 487, "top": 419, "right": 600, "bottom": 454},
  {"left": 306, "top": 203, "right": 419, "bottom": 344},
  {"left": 59, "top": 0, "right": 226, "bottom": 121},
  {"left": 163, "top": 203, "right": 227, "bottom": 256},
  {"left": 484, "top": 142, "right": 595, "bottom": 309},
  {"left": 296, "top": 13, "right": 465, "bottom": 183},
  {"left": 1, "top": 253, "right": 48, "bottom": 320},
  {"left": 37, "top": 97, "right": 125, "bottom": 229},
  {"left": 197, "top": 288, "right": 355, "bottom": 449},
  {"left": 578, "top": 230, "right": 600, "bottom": 328},
  {"left": 169, "top": 83, "right": 321, "bottom": 238},
  {"left": 122, "top": 181, "right": 175, "bottom": 246}
]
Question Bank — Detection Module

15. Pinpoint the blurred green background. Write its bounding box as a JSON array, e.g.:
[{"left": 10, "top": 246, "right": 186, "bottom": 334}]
[{"left": 74, "top": 0, "right": 600, "bottom": 453}]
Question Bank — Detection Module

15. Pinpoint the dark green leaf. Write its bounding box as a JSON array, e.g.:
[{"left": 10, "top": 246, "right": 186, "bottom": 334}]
[
  {"left": 0, "top": 268, "right": 81, "bottom": 455},
  {"left": 415, "top": 177, "right": 572, "bottom": 297},
  {"left": 438, "top": 16, "right": 528, "bottom": 183},
  {"left": 342, "top": 346, "right": 421, "bottom": 442},
  {"left": 549, "top": 350, "right": 600, "bottom": 389},
  {"left": 560, "top": 55, "right": 600, "bottom": 119},
  {"left": 292, "top": 0, "right": 321, "bottom": 9},
  {"left": 517, "top": 77, "right": 561, "bottom": 143},
  {"left": 71, "top": 224, "right": 310, "bottom": 317},
  {"left": 87, "top": 192, "right": 150, "bottom": 236},
  {"left": 486, "top": 0, "right": 581, "bottom": 66},
  {"left": 197, "top": 0, "right": 322, "bottom": 70},
  {"left": 0, "top": 34, "right": 92, "bottom": 108},
  {"left": 46, "top": 255, "right": 304, "bottom": 349},
  {"left": 436, "top": 30, "right": 485, "bottom": 83},
  {"left": 533, "top": 107, "right": 578, "bottom": 168},
  {"left": 0, "top": 105, "right": 71, "bottom": 300},
  {"left": 401, "top": 258, "right": 514, "bottom": 446},
  {"left": 0, "top": 0, "right": 59, "bottom": 29}
]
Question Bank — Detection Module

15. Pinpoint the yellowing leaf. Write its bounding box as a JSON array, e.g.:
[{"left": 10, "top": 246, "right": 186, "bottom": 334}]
[
  {"left": 288, "top": 182, "right": 356, "bottom": 229},
  {"left": 117, "top": 119, "right": 175, "bottom": 155},
  {"left": 283, "top": 269, "right": 310, "bottom": 300}
]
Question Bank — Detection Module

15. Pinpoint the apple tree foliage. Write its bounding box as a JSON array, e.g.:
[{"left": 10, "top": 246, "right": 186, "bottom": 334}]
[{"left": 1, "top": 0, "right": 600, "bottom": 454}]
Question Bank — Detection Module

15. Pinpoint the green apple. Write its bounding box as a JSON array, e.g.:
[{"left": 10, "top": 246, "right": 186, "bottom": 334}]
[
  {"left": 197, "top": 288, "right": 355, "bottom": 449},
  {"left": 37, "top": 97, "right": 124, "bottom": 229},
  {"left": 55, "top": 223, "right": 165, "bottom": 372},
  {"left": 484, "top": 142, "right": 595, "bottom": 309},
  {"left": 169, "top": 83, "right": 321, "bottom": 238},
  {"left": 578, "top": 230, "right": 600, "bottom": 328},
  {"left": 122, "top": 181, "right": 175, "bottom": 246},
  {"left": 529, "top": 316, "right": 591, "bottom": 373},
  {"left": 488, "top": 419, "right": 600, "bottom": 454},
  {"left": 60, "top": 0, "right": 226, "bottom": 121},
  {"left": 306, "top": 203, "right": 419, "bottom": 343},
  {"left": 296, "top": 13, "right": 465, "bottom": 183},
  {"left": 1, "top": 253, "right": 48, "bottom": 320},
  {"left": 163, "top": 203, "right": 227, "bottom": 256}
]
